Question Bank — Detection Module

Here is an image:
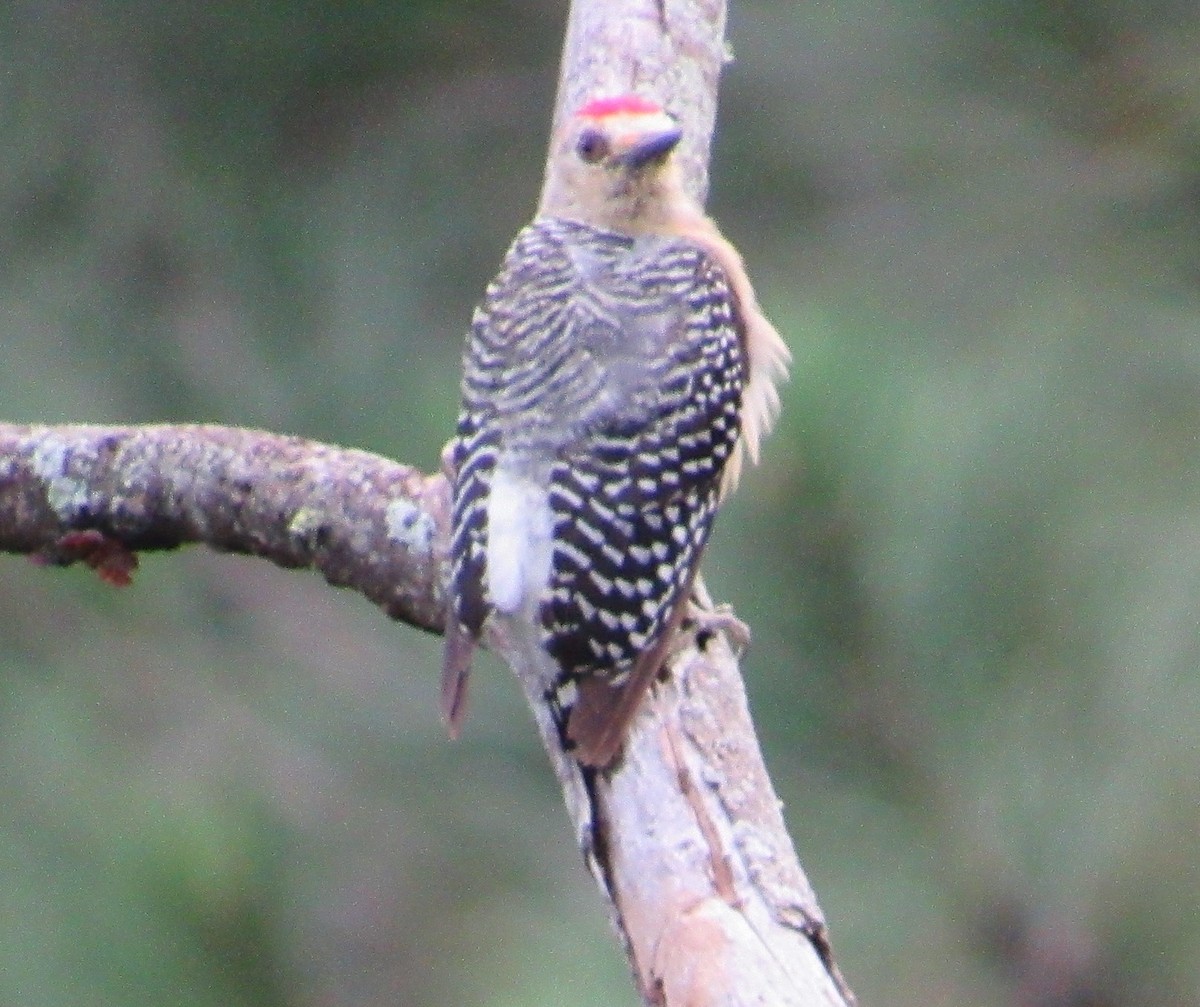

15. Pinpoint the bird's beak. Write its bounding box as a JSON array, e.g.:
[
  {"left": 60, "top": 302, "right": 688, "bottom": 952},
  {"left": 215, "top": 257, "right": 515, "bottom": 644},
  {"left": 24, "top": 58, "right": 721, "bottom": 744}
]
[{"left": 616, "top": 124, "right": 683, "bottom": 168}]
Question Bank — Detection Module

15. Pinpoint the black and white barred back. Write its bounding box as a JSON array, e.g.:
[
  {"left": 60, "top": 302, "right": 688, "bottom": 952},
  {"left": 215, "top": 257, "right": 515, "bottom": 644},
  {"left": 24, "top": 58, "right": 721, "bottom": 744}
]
[{"left": 448, "top": 216, "right": 746, "bottom": 698}]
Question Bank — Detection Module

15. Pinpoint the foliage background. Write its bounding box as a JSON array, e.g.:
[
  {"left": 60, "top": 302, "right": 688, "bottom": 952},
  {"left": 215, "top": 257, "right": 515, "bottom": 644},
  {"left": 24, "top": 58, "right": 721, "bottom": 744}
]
[{"left": 2, "top": 1, "right": 1199, "bottom": 1004}]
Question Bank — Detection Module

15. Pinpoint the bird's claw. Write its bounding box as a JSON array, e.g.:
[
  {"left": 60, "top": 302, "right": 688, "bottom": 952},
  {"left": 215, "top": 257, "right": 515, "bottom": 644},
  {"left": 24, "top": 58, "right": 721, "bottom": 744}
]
[{"left": 681, "top": 598, "right": 751, "bottom": 656}]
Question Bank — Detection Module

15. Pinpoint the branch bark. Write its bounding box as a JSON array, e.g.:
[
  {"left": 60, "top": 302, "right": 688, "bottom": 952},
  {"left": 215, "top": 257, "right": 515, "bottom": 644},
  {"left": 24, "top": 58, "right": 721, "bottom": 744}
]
[
  {"left": 0, "top": 2, "right": 855, "bottom": 1005},
  {"left": 0, "top": 423, "right": 448, "bottom": 629}
]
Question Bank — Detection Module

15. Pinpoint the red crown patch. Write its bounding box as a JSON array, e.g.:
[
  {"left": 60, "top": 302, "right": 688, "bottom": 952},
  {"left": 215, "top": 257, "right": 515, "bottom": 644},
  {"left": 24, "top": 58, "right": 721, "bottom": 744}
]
[{"left": 575, "top": 95, "right": 664, "bottom": 119}]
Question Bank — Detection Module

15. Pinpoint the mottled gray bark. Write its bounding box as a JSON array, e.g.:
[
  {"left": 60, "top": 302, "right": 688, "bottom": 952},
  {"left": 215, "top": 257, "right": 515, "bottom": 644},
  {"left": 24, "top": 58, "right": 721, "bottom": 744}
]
[{"left": 0, "top": 423, "right": 447, "bottom": 629}]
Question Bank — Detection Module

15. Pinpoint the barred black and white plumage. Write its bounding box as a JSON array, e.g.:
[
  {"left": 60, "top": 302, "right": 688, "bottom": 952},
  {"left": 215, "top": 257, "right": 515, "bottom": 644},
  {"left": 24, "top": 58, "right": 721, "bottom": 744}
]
[
  {"left": 439, "top": 94, "right": 788, "bottom": 768},
  {"left": 444, "top": 218, "right": 745, "bottom": 758}
]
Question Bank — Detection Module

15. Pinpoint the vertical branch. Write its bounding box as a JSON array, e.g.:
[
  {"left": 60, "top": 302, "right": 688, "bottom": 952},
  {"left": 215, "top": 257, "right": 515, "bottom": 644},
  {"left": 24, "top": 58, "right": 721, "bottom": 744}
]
[{"left": 522, "top": 2, "right": 857, "bottom": 1005}]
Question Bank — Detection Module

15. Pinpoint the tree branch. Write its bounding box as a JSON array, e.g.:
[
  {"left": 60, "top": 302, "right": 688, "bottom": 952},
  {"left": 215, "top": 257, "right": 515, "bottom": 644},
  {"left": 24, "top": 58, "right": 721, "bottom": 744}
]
[
  {"left": 533, "top": 1, "right": 855, "bottom": 1003},
  {"left": 0, "top": 423, "right": 448, "bottom": 632},
  {"left": 0, "top": 1, "right": 856, "bottom": 1004}
]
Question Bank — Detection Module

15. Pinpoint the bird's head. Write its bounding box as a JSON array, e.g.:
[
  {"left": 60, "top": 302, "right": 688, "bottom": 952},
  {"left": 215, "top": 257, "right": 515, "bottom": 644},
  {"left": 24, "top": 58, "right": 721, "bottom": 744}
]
[{"left": 540, "top": 94, "right": 691, "bottom": 232}]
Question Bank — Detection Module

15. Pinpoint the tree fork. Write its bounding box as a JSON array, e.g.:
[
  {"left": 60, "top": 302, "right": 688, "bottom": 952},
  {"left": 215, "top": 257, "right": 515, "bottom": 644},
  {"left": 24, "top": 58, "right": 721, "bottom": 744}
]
[{"left": 0, "top": 1, "right": 854, "bottom": 1004}]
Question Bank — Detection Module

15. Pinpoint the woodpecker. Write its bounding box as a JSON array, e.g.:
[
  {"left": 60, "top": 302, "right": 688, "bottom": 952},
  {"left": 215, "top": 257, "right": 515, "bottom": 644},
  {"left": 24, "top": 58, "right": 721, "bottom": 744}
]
[{"left": 442, "top": 94, "right": 790, "bottom": 767}]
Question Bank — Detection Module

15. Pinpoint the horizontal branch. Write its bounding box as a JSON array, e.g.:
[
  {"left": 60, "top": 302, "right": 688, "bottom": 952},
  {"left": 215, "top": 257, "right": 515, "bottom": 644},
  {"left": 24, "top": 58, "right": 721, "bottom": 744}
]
[{"left": 0, "top": 422, "right": 448, "bottom": 633}]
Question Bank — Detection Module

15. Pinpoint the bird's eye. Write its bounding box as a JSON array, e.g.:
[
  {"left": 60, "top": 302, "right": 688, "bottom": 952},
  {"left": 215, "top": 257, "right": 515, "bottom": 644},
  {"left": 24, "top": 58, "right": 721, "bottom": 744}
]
[{"left": 576, "top": 129, "right": 608, "bottom": 163}]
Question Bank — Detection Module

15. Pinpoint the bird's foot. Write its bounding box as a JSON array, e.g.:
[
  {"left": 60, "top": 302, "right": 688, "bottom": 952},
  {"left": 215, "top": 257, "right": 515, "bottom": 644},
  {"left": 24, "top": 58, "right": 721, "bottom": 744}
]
[{"left": 679, "top": 597, "right": 751, "bottom": 657}]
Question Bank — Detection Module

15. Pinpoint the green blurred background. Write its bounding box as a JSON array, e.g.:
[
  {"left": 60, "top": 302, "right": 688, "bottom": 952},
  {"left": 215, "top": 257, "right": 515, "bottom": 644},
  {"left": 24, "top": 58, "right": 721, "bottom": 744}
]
[{"left": 2, "top": 1, "right": 1199, "bottom": 1004}]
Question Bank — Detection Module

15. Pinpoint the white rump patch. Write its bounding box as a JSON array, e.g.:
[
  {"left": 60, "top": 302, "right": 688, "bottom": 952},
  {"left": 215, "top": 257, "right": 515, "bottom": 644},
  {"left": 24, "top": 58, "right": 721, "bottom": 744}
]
[{"left": 486, "top": 466, "right": 554, "bottom": 616}]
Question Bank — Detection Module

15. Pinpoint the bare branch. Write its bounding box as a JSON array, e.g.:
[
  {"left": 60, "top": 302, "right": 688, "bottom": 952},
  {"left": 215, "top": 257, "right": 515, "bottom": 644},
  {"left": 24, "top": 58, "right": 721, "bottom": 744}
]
[
  {"left": 0, "top": 423, "right": 448, "bottom": 633},
  {"left": 525, "top": 1, "right": 857, "bottom": 1004}
]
